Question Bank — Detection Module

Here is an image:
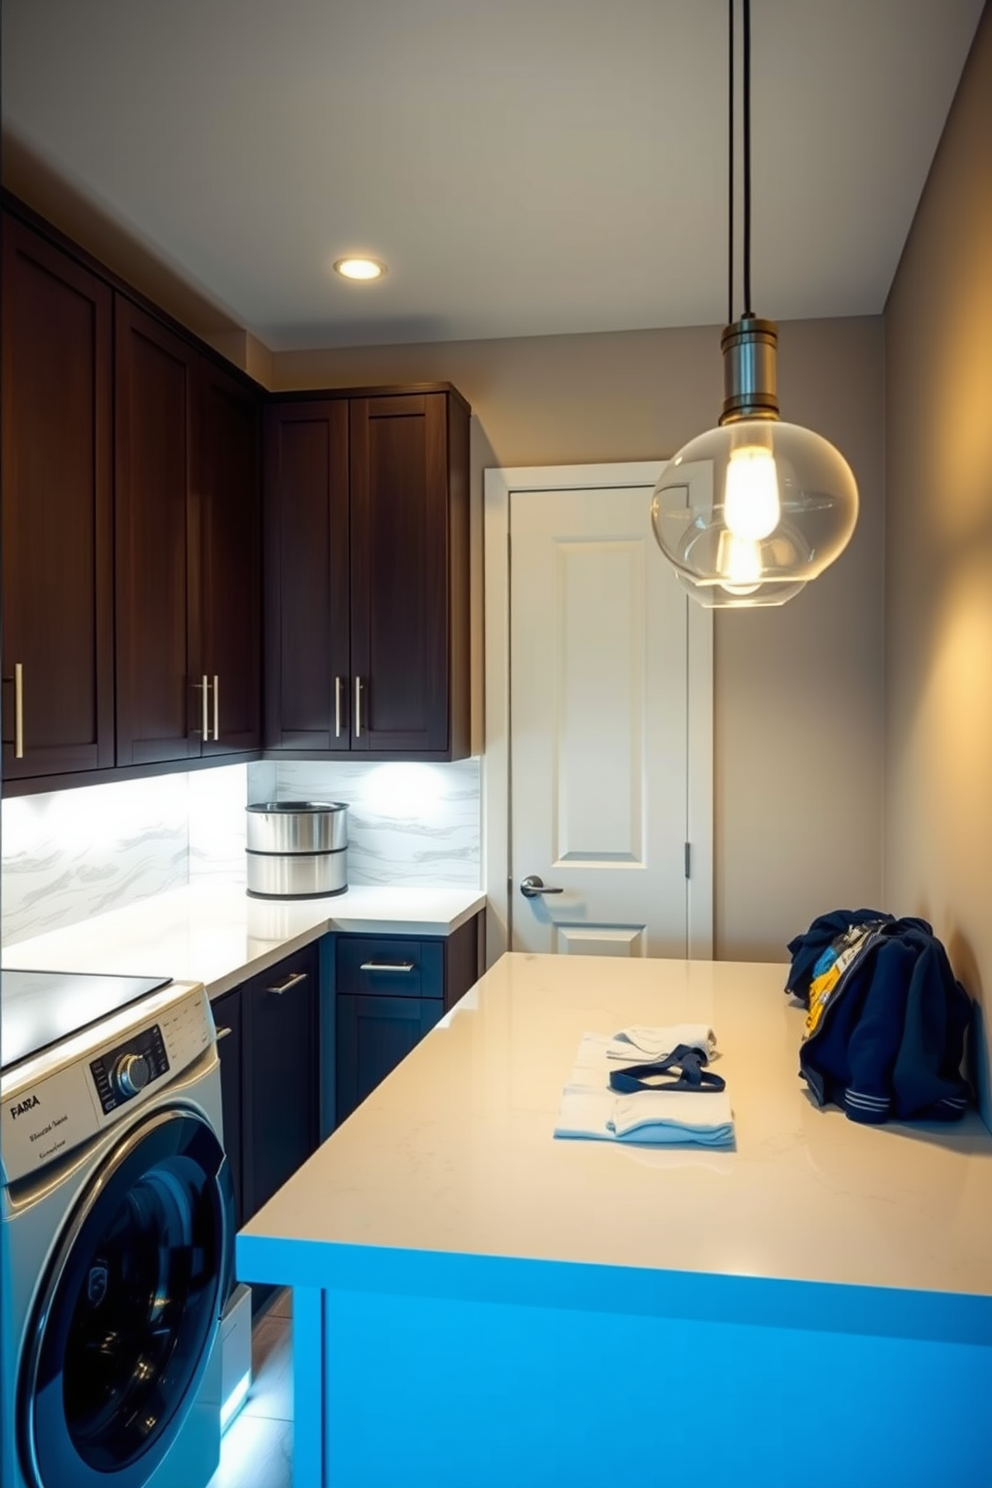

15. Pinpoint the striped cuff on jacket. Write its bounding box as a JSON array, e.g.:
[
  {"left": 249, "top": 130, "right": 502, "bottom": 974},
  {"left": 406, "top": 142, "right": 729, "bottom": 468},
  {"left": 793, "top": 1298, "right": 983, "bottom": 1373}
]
[{"left": 844, "top": 1088, "right": 890, "bottom": 1123}]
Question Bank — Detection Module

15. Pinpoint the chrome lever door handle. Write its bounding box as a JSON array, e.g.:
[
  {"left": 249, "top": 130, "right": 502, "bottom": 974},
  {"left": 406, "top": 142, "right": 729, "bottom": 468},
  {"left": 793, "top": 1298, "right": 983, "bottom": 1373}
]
[{"left": 520, "top": 875, "right": 564, "bottom": 898}]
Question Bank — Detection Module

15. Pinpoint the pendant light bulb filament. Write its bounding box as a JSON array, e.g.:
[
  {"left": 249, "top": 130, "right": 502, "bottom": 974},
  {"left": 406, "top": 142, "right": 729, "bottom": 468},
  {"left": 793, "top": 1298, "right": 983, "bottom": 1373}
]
[{"left": 724, "top": 444, "right": 780, "bottom": 541}]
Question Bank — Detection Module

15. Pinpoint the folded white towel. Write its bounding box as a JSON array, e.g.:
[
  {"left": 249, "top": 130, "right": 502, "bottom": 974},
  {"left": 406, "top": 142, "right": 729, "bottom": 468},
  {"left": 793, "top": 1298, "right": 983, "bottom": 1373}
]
[
  {"left": 554, "top": 1084, "right": 617, "bottom": 1142},
  {"left": 610, "top": 1090, "right": 734, "bottom": 1146},
  {"left": 554, "top": 1083, "right": 734, "bottom": 1148},
  {"left": 606, "top": 1024, "right": 716, "bottom": 1062}
]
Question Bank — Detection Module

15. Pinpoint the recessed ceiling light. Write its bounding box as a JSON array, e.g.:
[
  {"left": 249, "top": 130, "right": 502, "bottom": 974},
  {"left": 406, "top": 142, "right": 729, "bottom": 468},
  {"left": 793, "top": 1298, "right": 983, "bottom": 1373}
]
[{"left": 334, "top": 257, "right": 387, "bottom": 282}]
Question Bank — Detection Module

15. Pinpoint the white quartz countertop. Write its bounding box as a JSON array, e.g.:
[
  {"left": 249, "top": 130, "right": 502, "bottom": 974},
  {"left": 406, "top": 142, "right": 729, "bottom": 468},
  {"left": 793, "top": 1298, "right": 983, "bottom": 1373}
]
[
  {"left": 239, "top": 951, "right": 992, "bottom": 1305},
  {"left": 1, "top": 880, "right": 486, "bottom": 999}
]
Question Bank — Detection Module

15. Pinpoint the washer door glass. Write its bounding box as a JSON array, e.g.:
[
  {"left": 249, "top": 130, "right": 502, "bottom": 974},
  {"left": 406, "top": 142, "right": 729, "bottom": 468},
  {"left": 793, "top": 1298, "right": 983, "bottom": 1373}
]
[{"left": 23, "top": 1105, "right": 233, "bottom": 1488}]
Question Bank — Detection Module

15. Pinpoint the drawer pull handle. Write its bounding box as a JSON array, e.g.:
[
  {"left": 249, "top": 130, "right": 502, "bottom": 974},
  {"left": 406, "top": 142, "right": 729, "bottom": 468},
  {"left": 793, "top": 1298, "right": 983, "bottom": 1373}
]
[
  {"left": 266, "top": 970, "right": 309, "bottom": 995},
  {"left": 14, "top": 662, "right": 24, "bottom": 758},
  {"left": 3, "top": 664, "right": 26, "bottom": 757},
  {"left": 215, "top": 1025, "right": 233, "bottom": 1041},
  {"left": 359, "top": 961, "right": 416, "bottom": 973}
]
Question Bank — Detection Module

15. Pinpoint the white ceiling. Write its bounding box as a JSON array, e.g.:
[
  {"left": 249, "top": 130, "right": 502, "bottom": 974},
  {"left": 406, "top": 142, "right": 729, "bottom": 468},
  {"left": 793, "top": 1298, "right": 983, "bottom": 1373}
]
[{"left": 2, "top": 0, "right": 985, "bottom": 352}]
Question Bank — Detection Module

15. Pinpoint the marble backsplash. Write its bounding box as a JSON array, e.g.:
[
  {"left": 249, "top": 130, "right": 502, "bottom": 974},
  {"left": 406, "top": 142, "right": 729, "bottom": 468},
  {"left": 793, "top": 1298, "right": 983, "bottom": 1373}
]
[
  {"left": 247, "top": 757, "right": 481, "bottom": 889},
  {"left": 2, "top": 758, "right": 481, "bottom": 946}
]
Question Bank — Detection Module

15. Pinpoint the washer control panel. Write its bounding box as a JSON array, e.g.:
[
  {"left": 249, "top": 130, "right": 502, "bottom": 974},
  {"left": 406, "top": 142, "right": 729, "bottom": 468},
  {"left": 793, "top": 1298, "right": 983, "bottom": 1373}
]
[
  {"left": 90, "top": 1025, "right": 170, "bottom": 1114},
  {"left": 1, "top": 981, "right": 212, "bottom": 1186}
]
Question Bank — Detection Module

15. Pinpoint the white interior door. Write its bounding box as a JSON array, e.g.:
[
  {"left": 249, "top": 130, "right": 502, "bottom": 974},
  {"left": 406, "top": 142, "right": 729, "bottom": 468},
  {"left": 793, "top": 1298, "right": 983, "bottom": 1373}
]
[{"left": 484, "top": 463, "right": 712, "bottom": 963}]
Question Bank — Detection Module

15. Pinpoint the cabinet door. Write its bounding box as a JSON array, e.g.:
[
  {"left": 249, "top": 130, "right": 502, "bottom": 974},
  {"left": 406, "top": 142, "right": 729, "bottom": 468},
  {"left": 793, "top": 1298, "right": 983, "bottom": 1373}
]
[
  {"left": 336, "top": 993, "right": 444, "bottom": 1125},
  {"left": 1, "top": 215, "right": 115, "bottom": 780},
  {"left": 242, "top": 943, "right": 319, "bottom": 1216},
  {"left": 196, "top": 356, "right": 262, "bottom": 754},
  {"left": 263, "top": 401, "right": 350, "bottom": 750},
  {"left": 212, "top": 989, "right": 245, "bottom": 1231},
  {"left": 115, "top": 298, "right": 200, "bottom": 765},
  {"left": 349, "top": 394, "right": 452, "bottom": 754}
]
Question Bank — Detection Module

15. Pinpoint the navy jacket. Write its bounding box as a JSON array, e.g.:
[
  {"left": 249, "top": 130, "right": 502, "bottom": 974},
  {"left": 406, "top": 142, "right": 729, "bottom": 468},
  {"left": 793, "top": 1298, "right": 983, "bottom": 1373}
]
[{"left": 786, "top": 913, "right": 972, "bottom": 1124}]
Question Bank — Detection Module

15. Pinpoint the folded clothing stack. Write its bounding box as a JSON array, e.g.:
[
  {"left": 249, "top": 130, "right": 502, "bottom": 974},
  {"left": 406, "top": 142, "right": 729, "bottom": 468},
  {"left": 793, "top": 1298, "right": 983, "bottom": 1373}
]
[{"left": 555, "top": 1026, "right": 734, "bottom": 1149}]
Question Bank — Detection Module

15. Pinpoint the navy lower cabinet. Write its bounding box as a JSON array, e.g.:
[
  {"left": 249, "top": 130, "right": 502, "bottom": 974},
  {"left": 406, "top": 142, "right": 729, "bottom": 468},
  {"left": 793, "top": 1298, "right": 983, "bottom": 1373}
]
[
  {"left": 335, "top": 915, "right": 482, "bottom": 1125},
  {"left": 242, "top": 942, "right": 319, "bottom": 1216},
  {"left": 336, "top": 992, "right": 444, "bottom": 1122},
  {"left": 212, "top": 939, "right": 320, "bottom": 1231}
]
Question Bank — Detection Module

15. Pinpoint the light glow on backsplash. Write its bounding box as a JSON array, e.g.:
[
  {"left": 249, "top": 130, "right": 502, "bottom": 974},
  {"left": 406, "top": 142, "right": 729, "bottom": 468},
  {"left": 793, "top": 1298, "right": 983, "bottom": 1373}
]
[
  {"left": 248, "top": 758, "right": 481, "bottom": 889},
  {"left": 2, "top": 773, "right": 190, "bottom": 945},
  {"left": 363, "top": 763, "right": 447, "bottom": 822},
  {"left": 2, "top": 758, "right": 482, "bottom": 946}
]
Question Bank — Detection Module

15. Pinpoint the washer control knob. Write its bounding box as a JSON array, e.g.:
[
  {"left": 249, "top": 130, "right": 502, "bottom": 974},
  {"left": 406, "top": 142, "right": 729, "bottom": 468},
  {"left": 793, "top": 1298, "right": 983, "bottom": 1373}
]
[{"left": 114, "top": 1052, "right": 151, "bottom": 1098}]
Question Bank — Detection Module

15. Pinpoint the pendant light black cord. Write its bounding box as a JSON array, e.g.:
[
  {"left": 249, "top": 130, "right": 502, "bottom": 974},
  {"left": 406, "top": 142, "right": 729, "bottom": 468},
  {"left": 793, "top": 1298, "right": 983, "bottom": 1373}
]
[
  {"left": 742, "top": 0, "right": 752, "bottom": 316},
  {"left": 728, "top": 0, "right": 754, "bottom": 323},
  {"left": 728, "top": 0, "right": 734, "bottom": 325}
]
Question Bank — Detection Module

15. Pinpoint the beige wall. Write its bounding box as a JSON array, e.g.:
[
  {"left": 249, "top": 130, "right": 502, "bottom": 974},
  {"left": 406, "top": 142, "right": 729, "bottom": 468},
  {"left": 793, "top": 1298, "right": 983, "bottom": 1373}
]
[
  {"left": 274, "top": 318, "right": 886, "bottom": 964},
  {"left": 884, "top": 3, "right": 992, "bottom": 1124}
]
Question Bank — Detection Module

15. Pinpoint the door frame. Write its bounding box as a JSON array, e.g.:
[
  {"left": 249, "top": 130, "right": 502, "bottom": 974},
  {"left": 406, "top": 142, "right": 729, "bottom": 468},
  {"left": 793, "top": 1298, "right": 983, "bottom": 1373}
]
[{"left": 483, "top": 461, "right": 713, "bottom": 966}]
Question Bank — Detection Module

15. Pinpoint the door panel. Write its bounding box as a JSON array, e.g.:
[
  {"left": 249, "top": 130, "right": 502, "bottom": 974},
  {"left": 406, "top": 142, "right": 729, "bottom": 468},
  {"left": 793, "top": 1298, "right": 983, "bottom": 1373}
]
[
  {"left": 196, "top": 358, "right": 261, "bottom": 754},
  {"left": 1, "top": 216, "right": 114, "bottom": 779},
  {"left": 336, "top": 993, "right": 443, "bottom": 1124},
  {"left": 554, "top": 925, "right": 647, "bottom": 955},
  {"left": 242, "top": 944, "right": 318, "bottom": 1216},
  {"left": 350, "top": 395, "right": 449, "bottom": 753},
  {"left": 554, "top": 539, "right": 647, "bottom": 864},
  {"left": 263, "top": 401, "right": 350, "bottom": 750},
  {"left": 115, "top": 300, "right": 198, "bottom": 765},
  {"left": 510, "top": 485, "right": 690, "bottom": 957}
]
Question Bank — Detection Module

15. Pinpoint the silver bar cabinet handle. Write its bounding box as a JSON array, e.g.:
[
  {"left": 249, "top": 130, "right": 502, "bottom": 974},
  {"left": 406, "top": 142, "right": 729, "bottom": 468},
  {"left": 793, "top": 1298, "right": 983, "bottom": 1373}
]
[
  {"left": 14, "top": 662, "right": 24, "bottom": 759},
  {"left": 360, "top": 961, "right": 416, "bottom": 973},
  {"left": 215, "top": 1025, "right": 233, "bottom": 1041},
  {"left": 354, "top": 676, "right": 362, "bottom": 738},
  {"left": 335, "top": 676, "right": 343, "bottom": 739},
  {"left": 213, "top": 674, "right": 220, "bottom": 742},
  {"left": 266, "top": 971, "right": 309, "bottom": 996},
  {"left": 201, "top": 674, "right": 209, "bottom": 740}
]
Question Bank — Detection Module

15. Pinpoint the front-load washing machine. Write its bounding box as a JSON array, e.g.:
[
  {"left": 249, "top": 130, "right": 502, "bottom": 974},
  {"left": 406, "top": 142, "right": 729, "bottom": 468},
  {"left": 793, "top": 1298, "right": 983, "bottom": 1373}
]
[{"left": 1, "top": 969, "right": 235, "bottom": 1488}]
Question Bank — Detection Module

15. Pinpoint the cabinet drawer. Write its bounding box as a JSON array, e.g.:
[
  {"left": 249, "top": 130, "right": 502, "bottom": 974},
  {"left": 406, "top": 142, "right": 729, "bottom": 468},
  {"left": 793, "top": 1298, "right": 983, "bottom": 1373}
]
[{"left": 336, "top": 936, "right": 443, "bottom": 999}]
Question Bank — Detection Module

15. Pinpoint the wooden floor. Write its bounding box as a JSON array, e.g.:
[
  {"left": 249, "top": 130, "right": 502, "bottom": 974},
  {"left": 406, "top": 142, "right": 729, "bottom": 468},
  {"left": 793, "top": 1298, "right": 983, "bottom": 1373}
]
[{"left": 207, "top": 1289, "right": 294, "bottom": 1488}]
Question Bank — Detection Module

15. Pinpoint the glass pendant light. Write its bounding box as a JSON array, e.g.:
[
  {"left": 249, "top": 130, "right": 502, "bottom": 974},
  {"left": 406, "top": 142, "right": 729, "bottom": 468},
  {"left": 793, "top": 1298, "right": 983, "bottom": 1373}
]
[{"left": 651, "top": 0, "right": 858, "bottom": 608}]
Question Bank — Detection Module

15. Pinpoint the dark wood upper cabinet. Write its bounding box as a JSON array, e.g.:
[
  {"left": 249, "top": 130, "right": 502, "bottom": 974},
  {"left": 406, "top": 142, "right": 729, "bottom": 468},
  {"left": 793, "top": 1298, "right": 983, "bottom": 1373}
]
[
  {"left": 115, "top": 299, "right": 262, "bottom": 767},
  {"left": 264, "top": 387, "right": 470, "bottom": 761},
  {"left": 1, "top": 214, "right": 115, "bottom": 780},
  {"left": 115, "top": 298, "right": 199, "bottom": 766},
  {"left": 3, "top": 197, "right": 470, "bottom": 792},
  {"left": 263, "top": 400, "right": 350, "bottom": 752},
  {"left": 195, "top": 356, "right": 262, "bottom": 755}
]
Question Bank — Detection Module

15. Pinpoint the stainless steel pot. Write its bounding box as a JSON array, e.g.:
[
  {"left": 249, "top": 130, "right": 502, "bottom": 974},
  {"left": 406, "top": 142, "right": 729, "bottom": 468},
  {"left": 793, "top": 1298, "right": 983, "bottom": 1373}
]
[
  {"left": 245, "top": 800, "right": 348, "bottom": 899},
  {"left": 246, "top": 800, "right": 348, "bottom": 853}
]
